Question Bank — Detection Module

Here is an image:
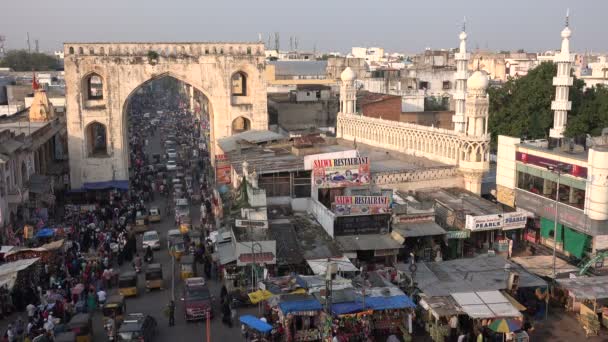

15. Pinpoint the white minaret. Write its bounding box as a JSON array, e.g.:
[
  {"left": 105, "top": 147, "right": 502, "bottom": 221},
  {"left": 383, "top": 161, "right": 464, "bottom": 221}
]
[
  {"left": 549, "top": 11, "right": 574, "bottom": 140},
  {"left": 453, "top": 19, "right": 469, "bottom": 133},
  {"left": 465, "top": 70, "right": 489, "bottom": 137},
  {"left": 340, "top": 67, "right": 357, "bottom": 114}
]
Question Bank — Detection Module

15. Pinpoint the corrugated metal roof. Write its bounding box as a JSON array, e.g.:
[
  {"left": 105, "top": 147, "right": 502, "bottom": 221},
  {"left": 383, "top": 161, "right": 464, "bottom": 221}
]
[
  {"left": 270, "top": 61, "right": 327, "bottom": 76},
  {"left": 393, "top": 221, "right": 446, "bottom": 238},
  {"left": 217, "top": 130, "right": 286, "bottom": 153},
  {"left": 336, "top": 234, "right": 402, "bottom": 251}
]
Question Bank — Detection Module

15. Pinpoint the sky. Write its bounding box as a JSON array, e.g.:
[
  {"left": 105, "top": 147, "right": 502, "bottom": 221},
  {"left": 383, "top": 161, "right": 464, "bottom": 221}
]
[{"left": 1, "top": 0, "right": 605, "bottom": 54}]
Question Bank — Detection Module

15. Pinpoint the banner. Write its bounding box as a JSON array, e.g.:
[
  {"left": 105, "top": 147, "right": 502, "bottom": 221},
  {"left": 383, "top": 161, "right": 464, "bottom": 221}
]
[
  {"left": 332, "top": 196, "right": 390, "bottom": 216},
  {"left": 312, "top": 157, "right": 370, "bottom": 188},
  {"left": 465, "top": 211, "right": 530, "bottom": 231},
  {"left": 215, "top": 154, "right": 231, "bottom": 185}
]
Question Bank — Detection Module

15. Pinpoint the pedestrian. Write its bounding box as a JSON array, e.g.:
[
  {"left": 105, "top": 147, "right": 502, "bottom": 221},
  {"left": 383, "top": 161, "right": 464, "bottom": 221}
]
[
  {"left": 167, "top": 301, "right": 175, "bottom": 327},
  {"left": 220, "top": 284, "right": 228, "bottom": 304},
  {"left": 222, "top": 300, "right": 232, "bottom": 328}
]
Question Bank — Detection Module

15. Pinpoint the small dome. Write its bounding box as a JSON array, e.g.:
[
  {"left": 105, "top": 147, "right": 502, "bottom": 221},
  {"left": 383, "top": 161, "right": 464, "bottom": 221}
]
[
  {"left": 561, "top": 26, "right": 571, "bottom": 39},
  {"left": 467, "top": 70, "right": 489, "bottom": 91},
  {"left": 341, "top": 67, "right": 356, "bottom": 81},
  {"left": 459, "top": 31, "right": 467, "bottom": 41}
]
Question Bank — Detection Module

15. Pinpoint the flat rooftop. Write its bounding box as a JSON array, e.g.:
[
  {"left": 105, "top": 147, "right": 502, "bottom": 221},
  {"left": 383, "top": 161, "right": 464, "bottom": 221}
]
[
  {"left": 0, "top": 122, "right": 48, "bottom": 136},
  {"left": 416, "top": 187, "right": 506, "bottom": 216}
]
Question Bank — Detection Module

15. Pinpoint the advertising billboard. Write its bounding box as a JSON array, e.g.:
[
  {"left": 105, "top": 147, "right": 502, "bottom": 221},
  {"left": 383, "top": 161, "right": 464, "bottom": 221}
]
[
  {"left": 215, "top": 154, "right": 231, "bottom": 185},
  {"left": 312, "top": 157, "right": 370, "bottom": 188},
  {"left": 332, "top": 196, "right": 390, "bottom": 216}
]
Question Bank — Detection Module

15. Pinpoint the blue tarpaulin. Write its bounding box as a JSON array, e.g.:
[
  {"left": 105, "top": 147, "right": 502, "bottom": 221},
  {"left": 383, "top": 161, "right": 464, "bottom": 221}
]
[
  {"left": 83, "top": 180, "right": 129, "bottom": 190},
  {"left": 331, "top": 302, "right": 366, "bottom": 315},
  {"left": 278, "top": 299, "right": 322, "bottom": 314},
  {"left": 239, "top": 315, "right": 272, "bottom": 333},
  {"left": 36, "top": 228, "right": 55, "bottom": 238},
  {"left": 363, "top": 295, "right": 416, "bottom": 310}
]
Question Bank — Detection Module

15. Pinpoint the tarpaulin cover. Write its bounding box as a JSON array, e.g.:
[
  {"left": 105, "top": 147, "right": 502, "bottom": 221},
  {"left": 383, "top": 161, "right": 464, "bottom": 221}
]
[
  {"left": 331, "top": 302, "right": 366, "bottom": 315},
  {"left": 36, "top": 228, "right": 55, "bottom": 238},
  {"left": 239, "top": 315, "right": 272, "bottom": 333},
  {"left": 248, "top": 290, "right": 273, "bottom": 304},
  {"left": 563, "top": 227, "right": 590, "bottom": 259},
  {"left": 83, "top": 180, "right": 129, "bottom": 190},
  {"left": 363, "top": 295, "right": 416, "bottom": 310},
  {"left": 278, "top": 298, "right": 322, "bottom": 314}
]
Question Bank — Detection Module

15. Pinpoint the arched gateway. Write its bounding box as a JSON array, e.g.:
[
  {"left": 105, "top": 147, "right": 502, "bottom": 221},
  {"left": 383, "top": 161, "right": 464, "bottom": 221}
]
[{"left": 63, "top": 42, "right": 268, "bottom": 190}]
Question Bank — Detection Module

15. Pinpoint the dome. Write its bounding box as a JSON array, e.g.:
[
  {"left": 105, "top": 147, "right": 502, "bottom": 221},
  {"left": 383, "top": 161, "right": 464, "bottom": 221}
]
[
  {"left": 561, "top": 26, "right": 572, "bottom": 39},
  {"left": 340, "top": 67, "right": 356, "bottom": 81},
  {"left": 467, "top": 70, "right": 489, "bottom": 91},
  {"left": 459, "top": 31, "right": 467, "bottom": 41}
]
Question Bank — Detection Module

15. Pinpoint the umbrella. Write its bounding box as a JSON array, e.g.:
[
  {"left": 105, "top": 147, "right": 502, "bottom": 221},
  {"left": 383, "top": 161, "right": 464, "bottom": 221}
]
[
  {"left": 36, "top": 228, "right": 55, "bottom": 238},
  {"left": 488, "top": 318, "right": 522, "bottom": 333}
]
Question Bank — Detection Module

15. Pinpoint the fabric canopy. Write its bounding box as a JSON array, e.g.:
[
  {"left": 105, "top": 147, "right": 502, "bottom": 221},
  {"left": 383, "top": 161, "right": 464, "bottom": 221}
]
[
  {"left": 331, "top": 302, "right": 366, "bottom": 315},
  {"left": 363, "top": 295, "right": 416, "bottom": 310},
  {"left": 83, "top": 180, "right": 129, "bottom": 190},
  {"left": 563, "top": 227, "right": 589, "bottom": 258},
  {"left": 239, "top": 315, "right": 272, "bottom": 333},
  {"left": 248, "top": 290, "right": 273, "bottom": 304},
  {"left": 36, "top": 228, "right": 55, "bottom": 238},
  {"left": 278, "top": 298, "right": 322, "bottom": 314}
]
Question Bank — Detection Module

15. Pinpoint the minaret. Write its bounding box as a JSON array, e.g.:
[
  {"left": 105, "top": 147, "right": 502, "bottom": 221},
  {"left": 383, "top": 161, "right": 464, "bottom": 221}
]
[
  {"left": 453, "top": 19, "right": 469, "bottom": 133},
  {"left": 549, "top": 11, "right": 574, "bottom": 141},
  {"left": 340, "top": 67, "right": 357, "bottom": 114},
  {"left": 465, "top": 70, "right": 489, "bottom": 137}
]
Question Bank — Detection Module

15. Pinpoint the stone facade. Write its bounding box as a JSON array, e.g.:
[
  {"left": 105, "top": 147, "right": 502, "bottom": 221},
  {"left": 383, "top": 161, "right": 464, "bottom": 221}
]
[{"left": 63, "top": 42, "right": 269, "bottom": 189}]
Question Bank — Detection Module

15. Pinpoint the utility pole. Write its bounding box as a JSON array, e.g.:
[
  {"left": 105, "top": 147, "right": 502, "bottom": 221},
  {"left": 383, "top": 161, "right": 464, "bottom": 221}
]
[
  {"left": 26, "top": 32, "right": 31, "bottom": 53},
  {"left": 35, "top": 39, "right": 39, "bottom": 53},
  {"left": 171, "top": 254, "right": 175, "bottom": 301},
  {"left": 274, "top": 32, "right": 280, "bottom": 53}
]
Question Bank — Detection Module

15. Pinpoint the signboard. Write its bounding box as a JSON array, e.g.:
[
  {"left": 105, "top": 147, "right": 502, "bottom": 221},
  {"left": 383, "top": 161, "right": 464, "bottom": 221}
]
[
  {"left": 215, "top": 154, "right": 231, "bottom": 185},
  {"left": 303, "top": 150, "right": 358, "bottom": 170},
  {"left": 235, "top": 240, "right": 276, "bottom": 266},
  {"left": 465, "top": 211, "right": 530, "bottom": 231},
  {"left": 446, "top": 230, "right": 470, "bottom": 239},
  {"left": 332, "top": 196, "right": 390, "bottom": 216},
  {"left": 593, "top": 235, "right": 608, "bottom": 251},
  {"left": 334, "top": 214, "right": 390, "bottom": 236},
  {"left": 312, "top": 157, "right": 370, "bottom": 188},
  {"left": 235, "top": 219, "right": 269, "bottom": 229}
]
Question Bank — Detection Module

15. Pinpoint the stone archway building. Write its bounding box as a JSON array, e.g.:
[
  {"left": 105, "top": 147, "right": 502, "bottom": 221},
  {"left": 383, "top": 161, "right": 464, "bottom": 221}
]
[{"left": 63, "top": 42, "right": 268, "bottom": 189}]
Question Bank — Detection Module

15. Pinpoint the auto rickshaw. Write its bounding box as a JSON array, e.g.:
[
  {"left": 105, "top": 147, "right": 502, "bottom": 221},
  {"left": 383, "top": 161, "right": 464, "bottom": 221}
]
[
  {"left": 67, "top": 313, "right": 93, "bottom": 342},
  {"left": 145, "top": 263, "right": 163, "bottom": 290},
  {"left": 102, "top": 294, "right": 126, "bottom": 324},
  {"left": 169, "top": 236, "right": 186, "bottom": 261},
  {"left": 118, "top": 271, "right": 138, "bottom": 297},
  {"left": 148, "top": 207, "right": 162, "bottom": 223},
  {"left": 179, "top": 216, "right": 192, "bottom": 234},
  {"left": 180, "top": 255, "right": 197, "bottom": 280},
  {"left": 189, "top": 230, "right": 202, "bottom": 247},
  {"left": 134, "top": 213, "right": 149, "bottom": 234}
]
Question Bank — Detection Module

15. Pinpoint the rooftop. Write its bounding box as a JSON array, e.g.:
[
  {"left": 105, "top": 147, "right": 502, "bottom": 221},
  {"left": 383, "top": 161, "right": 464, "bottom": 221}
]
[
  {"left": 269, "top": 60, "right": 328, "bottom": 77},
  {"left": 416, "top": 187, "right": 506, "bottom": 216}
]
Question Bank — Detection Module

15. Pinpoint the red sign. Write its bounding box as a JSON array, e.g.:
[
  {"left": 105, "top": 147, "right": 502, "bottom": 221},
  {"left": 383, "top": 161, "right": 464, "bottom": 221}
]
[
  {"left": 238, "top": 252, "right": 275, "bottom": 264},
  {"left": 215, "top": 154, "right": 231, "bottom": 185},
  {"left": 516, "top": 152, "right": 587, "bottom": 179}
]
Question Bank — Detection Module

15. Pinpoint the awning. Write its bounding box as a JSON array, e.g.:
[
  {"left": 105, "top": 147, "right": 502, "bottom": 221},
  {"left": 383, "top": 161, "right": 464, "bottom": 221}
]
[
  {"left": 556, "top": 275, "right": 608, "bottom": 300},
  {"left": 82, "top": 180, "right": 129, "bottom": 190},
  {"left": 239, "top": 315, "right": 272, "bottom": 334},
  {"left": 278, "top": 298, "right": 322, "bottom": 314},
  {"left": 363, "top": 295, "right": 416, "bottom": 310},
  {"left": 331, "top": 302, "right": 366, "bottom": 315},
  {"left": 501, "top": 291, "right": 526, "bottom": 311},
  {"left": 451, "top": 291, "right": 522, "bottom": 319},
  {"left": 306, "top": 257, "right": 358, "bottom": 275},
  {"left": 511, "top": 256, "right": 579, "bottom": 279},
  {"left": 336, "top": 234, "right": 402, "bottom": 252},
  {"left": 40, "top": 239, "right": 65, "bottom": 251},
  {"left": 419, "top": 296, "right": 462, "bottom": 319},
  {"left": 392, "top": 221, "right": 446, "bottom": 238},
  {"left": 0, "top": 258, "right": 40, "bottom": 290}
]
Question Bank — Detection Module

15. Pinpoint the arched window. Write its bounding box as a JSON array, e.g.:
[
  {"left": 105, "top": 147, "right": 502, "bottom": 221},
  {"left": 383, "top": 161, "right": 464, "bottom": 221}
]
[
  {"left": 89, "top": 47, "right": 95, "bottom": 55},
  {"left": 232, "top": 116, "right": 251, "bottom": 134},
  {"left": 69, "top": 47, "right": 74, "bottom": 54},
  {"left": 220, "top": 48, "right": 224, "bottom": 54},
  {"left": 85, "top": 73, "right": 103, "bottom": 100},
  {"left": 86, "top": 122, "right": 108, "bottom": 156},
  {"left": 205, "top": 47, "right": 209, "bottom": 55},
  {"left": 246, "top": 47, "right": 252, "bottom": 55},
  {"left": 78, "top": 47, "right": 84, "bottom": 54},
  {"left": 231, "top": 72, "right": 247, "bottom": 96},
  {"left": 100, "top": 47, "right": 105, "bottom": 55}
]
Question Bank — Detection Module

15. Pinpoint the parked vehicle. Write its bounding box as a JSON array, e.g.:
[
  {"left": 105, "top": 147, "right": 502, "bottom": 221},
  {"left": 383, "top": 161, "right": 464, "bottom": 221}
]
[
  {"left": 117, "top": 313, "right": 157, "bottom": 342},
  {"left": 118, "top": 271, "right": 138, "bottom": 297},
  {"left": 145, "top": 263, "right": 163, "bottom": 290},
  {"left": 182, "top": 277, "right": 213, "bottom": 321},
  {"left": 148, "top": 208, "right": 161, "bottom": 223}
]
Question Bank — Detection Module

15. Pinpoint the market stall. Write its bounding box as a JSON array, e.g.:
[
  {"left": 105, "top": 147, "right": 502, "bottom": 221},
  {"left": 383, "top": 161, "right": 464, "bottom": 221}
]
[
  {"left": 418, "top": 295, "right": 463, "bottom": 342},
  {"left": 240, "top": 314, "right": 273, "bottom": 341},
  {"left": 364, "top": 294, "right": 416, "bottom": 340},
  {"left": 556, "top": 276, "right": 608, "bottom": 336},
  {"left": 275, "top": 295, "right": 323, "bottom": 342}
]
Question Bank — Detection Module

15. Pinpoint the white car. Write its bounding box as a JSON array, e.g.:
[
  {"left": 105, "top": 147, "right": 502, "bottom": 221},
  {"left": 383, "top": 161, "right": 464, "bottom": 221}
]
[
  {"left": 166, "top": 160, "right": 177, "bottom": 171},
  {"left": 142, "top": 230, "right": 161, "bottom": 250},
  {"left": 166, "top": 149, "right": 177, "bottom": 159},
  {"left": 167, "top": 229, "right": 182, "bottom": 249}
]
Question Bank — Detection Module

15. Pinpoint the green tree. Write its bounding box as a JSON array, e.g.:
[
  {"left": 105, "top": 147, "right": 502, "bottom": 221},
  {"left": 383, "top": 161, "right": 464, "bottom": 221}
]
[
  {"left": 566, "top": 85, "right": 608, "bottom": 137},
  {"left": 0, "top": 50, "right": 60, "bottom": 71}
]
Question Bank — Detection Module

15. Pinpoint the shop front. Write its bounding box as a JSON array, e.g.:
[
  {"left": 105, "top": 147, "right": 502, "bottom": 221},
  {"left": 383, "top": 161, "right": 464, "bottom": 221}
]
[
  {"left": 539, "top": 217, "right": 591, "bottom": 259},
  {"left": 275, "top": 295, "right": 324, "bottom": 342}
]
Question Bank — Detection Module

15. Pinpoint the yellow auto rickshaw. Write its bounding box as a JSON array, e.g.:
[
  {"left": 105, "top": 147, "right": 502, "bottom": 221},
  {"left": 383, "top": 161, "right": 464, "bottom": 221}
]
[
  {"left": 102, "top": 294, "right": 126, "bottom": 324},
  {"left": 149, "top": 207, "right": 162, "bottom": 223},
  {"left": 179, "top": 216, "right": 192, "bottom": 234},
  {"left": 189, "top": 230, "right": 203, "bottom": 247},
  {"left": 134, "top": 213, "right": 149, "bottom": 233},
  {"left": 169, "top": 236, "right": 186, "bottom": 261},
  {"left": 180, "top": 255, "right": 196, "bottom": 280},
  {"left": 118, "top": 271, "right": 138, "bottom": 297},
  {"left": 54, "top": 331, "right": 76, "bottom": 342},
  {"left": 67, "top": 313, "right": 93, "bottom": 342},
  {"left": 145, "top": 263, "right": 163, "bottom": 290}
]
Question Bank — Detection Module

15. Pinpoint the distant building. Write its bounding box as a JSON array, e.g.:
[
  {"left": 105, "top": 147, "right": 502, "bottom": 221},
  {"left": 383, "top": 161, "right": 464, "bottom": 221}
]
[{"left": 350, "top": 47, "right": 385, "bottom": 63}]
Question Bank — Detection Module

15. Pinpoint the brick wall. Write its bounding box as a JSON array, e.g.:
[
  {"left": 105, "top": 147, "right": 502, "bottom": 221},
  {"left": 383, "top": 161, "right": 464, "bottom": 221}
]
[{"left": 361, "top": 96, "right": 402, "bottom": 121}]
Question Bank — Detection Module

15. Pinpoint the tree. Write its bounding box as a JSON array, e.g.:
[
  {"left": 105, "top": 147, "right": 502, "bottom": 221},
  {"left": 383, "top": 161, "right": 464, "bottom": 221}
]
[{"left": 0, "top": 50, "right": 60, "bottom": 71}]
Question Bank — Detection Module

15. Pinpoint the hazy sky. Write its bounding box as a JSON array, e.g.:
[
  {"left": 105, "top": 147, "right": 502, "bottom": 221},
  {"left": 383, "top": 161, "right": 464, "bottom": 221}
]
[{"left": 2, "top": 0, "right": 605, "bottom": 53}]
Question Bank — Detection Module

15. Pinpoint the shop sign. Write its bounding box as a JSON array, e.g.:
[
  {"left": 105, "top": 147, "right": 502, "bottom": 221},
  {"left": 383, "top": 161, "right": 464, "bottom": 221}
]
[
  {"left": 502, "top": 212, "right": 529, "bottom": 230},
  {"left": 374, "top": 249, "right": 399, "bottom": 257},
  {"left": 516, "top": 152, "right": 587, "bottom": 179},
  {"left": 334, "top": 214, "right": 390, "bottom": 236},
  {"left": 215, "top": 154, "right": 231, "bottom": 185},
  {"left": 446, "top": 230, "right": 470, "bottom": 239},
  {"left": 465, "top": 214, "right": 503, "bottom": 231},
  {"left": 594, "top": 235, "right": 608, "bottom": 251},
  {"left": 312, "top": 157, "right": 370, "bottom": 188},
  {"left": 332, "top": 196, "right": 390, "bottom": 216},
  {"left": 235, "top": 219, "right": 268, "bottom": 229}
]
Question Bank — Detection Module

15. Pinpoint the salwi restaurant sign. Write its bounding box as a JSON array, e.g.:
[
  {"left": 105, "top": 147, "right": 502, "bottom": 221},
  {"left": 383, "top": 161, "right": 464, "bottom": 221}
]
[
  {"left": 465, "top": 211, "right": 530, "bottom": 231},
  {"left": 312, "top": 157, "right": 371, "bottom": 188},
  {"left": 332, "top": 196, "right": 391, "bottom": 216}
]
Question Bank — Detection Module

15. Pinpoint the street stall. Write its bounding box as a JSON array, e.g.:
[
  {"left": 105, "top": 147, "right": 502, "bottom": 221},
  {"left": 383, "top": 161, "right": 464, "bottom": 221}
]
[
  {"left": 239, "top": 315, "right": 273, "bottom": 341},
  {"left": 417, "top": 295, "right": 463, "bottom": 342},
  {"left": 275, "top": 294, "right": 323, "bottom": 342},
  {"left": 364, "top": 293, "right": 416, "bottom": 340},
  {"left": 556, "top": 276, "right": 608, "bottom": 336}
]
